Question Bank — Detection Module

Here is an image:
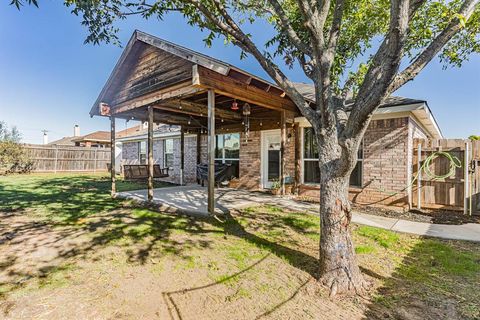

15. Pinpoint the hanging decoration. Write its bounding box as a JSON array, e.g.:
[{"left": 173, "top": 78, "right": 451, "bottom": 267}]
[
  {"left": 243, "top": 103, "right": 251, "bottom": 142},
  {"left": 231, "top": 99, "right": 239, "bottom": 111}
]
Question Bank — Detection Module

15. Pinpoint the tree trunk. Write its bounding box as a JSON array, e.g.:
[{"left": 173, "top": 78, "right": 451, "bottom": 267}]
[{"left": 318, "top": 172, "right": 367, "bottom": 296}]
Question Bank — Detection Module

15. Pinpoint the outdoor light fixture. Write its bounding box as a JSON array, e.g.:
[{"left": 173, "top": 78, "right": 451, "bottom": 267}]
[{"left": 231, "top": 99, "right": 239, "bottom": 111}]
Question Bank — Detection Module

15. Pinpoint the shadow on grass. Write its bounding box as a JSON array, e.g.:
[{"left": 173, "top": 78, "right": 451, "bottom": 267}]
[
  {"left": 362, "top": 236, "right": 480, "bottom": 319},
  {"left": 0, "top": 174, "right": 174, "bottom": 224}
]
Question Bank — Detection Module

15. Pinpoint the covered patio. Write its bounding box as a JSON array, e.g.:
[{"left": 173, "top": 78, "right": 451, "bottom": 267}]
[
  {"left": 91, "top": 30, "right": 302, "bottom": 214},
  {"left": 115, "top": 185, "right": 317, "bottom": 216}
]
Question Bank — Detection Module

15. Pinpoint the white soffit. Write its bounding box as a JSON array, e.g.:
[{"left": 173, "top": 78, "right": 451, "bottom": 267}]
[{"left": 294, "top": 103, "right": 443, "bottom": 139}]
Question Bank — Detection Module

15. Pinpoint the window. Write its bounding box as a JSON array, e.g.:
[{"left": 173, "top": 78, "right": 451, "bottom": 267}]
[
  {"left": 215, "top": 133, "right": 240, "bottom": 178},
  {"left": 303, "top": 128, "right": 320, "bottom": 183},
  {"left": 138, "top": 141, "right": 146, "bottom": 165},
  {"left": 349, "top": 144, "right": 363, "bottom": 187},
  {"left": 302, "top": 128, "right": 363, "bottom": 186},
  {"left": 164, "top": 139, "right": 174, "bottom": 168}
]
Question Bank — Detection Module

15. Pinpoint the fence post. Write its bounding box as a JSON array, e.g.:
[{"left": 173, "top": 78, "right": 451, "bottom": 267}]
[
  {"left": 54, "top": 146, "right": 58, "bottom": 174},
  {"left": 464, "top": 141, "right": 469, "bottom": 215},
  {"left": 417, "top": 142, "right": 422, "bottom": 210},
  {"left": 94, "top": 148, "right": 97, "bottom": 173}
]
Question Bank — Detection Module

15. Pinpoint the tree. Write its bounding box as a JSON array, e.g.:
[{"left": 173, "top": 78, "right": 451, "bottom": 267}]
[
  {"left": 0, "top": 121, "right": 22, "bottom": 143},
  {"left": 469, "top": 135, "right": 480, "bottom": 140},
  {"left": 10, "top": 0, "right": 480, "bottom": 295},
  {"left": 0, "top": 121, "right": 31, "bottom": 174}
]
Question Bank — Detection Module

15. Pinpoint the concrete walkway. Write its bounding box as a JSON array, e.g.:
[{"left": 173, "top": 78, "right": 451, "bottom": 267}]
[{"left": 117, "top": 185, "right": 480, "bottom": 242}]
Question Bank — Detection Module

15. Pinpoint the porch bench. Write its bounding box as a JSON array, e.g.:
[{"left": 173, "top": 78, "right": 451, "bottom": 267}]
[{"left": 123, "top": 164, "right": 169, "bottom": 180}]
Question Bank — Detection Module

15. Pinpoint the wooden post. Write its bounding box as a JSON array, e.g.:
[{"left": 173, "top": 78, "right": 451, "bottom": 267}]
[
  {"left": 207, "top": 89, "right": 215, "bottom": 215},
  {"left": 180, "top": 126, "right": 185, "bottom": 186},
  {"left": 464, "top": 140, "right": 470, "bottom": 215},
  {"left": 280, "top": 110, "right": 286, "bottom": 195},
  {"left": 417, "top": 142, "right": 422, "bottom": 210},
  {"left": 93, "top": 148, "right": 97, "bottom": 173},
  {"left": 294, "top": 123, "right": 301, "bottom": 194},
  {"left": 110, "top": 116, "right": 116, "bottom": 196},
  {"left": 54, "top": 146, "right": 58, "bottom": 174},
  {"left": 147, "top": 106, "right": 154, "bottom": 201}
]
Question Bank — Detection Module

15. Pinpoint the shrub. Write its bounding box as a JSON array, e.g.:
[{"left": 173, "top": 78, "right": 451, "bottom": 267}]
[{"left": 0, "top": 141, "right": 33, "bottom": 175}]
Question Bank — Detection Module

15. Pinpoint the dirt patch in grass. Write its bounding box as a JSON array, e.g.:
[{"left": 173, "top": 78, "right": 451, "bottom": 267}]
[{"left": 0, "top": 174, "right": 479, "bottom": 319}]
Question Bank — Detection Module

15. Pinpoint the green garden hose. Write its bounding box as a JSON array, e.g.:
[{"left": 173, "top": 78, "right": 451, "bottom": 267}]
[{"left": 376, "top": 151, "right": 462, "bottom": 196}]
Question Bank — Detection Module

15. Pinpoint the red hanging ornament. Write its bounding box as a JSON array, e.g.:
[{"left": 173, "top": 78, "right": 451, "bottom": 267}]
[{"left": 231, "top": 99, "right": 239, "bottom": 111}]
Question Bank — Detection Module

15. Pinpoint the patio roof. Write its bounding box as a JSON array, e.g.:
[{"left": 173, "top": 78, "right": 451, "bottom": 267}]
[{"left": 90, "top": 30, "right": 299, "bottom": 134}]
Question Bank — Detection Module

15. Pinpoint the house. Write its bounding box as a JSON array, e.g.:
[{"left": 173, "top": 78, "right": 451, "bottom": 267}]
[
  {"left": 71, "top": 131, "right": 111, "bottom": 147},
  {"left": 49, "top": 125, "right": 112, "bottom": 148},
  {"left": 91, "top": 30, "right": 442, "bottom": 210}
]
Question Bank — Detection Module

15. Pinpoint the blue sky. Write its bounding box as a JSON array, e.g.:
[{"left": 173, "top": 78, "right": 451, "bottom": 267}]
[{"left": 1, "top": 1, "right": 479, "bottom": 144}]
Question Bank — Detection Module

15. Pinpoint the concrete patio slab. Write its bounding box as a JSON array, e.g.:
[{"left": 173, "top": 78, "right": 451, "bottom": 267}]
[{"left": 116, "top": 185, "right": 480, "bottom": 242}]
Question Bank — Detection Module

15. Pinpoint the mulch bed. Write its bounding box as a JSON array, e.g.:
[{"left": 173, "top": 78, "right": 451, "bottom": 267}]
[{"left": 352, "top": 204, "right": 480, "bottom": 225}]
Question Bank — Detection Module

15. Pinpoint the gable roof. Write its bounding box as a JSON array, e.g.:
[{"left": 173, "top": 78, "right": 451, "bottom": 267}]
[
  {"left": 90, "top": 31, "right": 286, "bottom": 117},
  {"left": 48, "top": 136, "right": 77, "bottom": 146},
  {"left": 72, "top": 131, "right": 111, "bottom": 143}
]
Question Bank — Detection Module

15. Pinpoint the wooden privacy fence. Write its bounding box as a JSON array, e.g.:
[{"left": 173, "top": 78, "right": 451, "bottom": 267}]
[
  {"left": 23, "top": 144, "right": 111, "bottom": 173},
  {"left": 413, "top": 139, "right": 480, "bottom": 214}
]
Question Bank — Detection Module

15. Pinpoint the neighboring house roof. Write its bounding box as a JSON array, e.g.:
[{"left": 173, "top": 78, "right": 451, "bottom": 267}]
[
  {"left": 48, "top": 136, "right": 77, "bottom": 146},
  {"left": 72, "top": 131, "right": 111, "bottom": 143}
]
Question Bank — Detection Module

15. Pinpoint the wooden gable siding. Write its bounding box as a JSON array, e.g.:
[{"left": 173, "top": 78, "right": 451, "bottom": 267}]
[{"left": 109, "top": 42, "right": 193, "bottom": 106}]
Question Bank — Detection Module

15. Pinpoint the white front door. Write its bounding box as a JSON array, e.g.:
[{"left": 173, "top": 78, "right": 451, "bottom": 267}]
[{"left": 261, "top": 130, "right": 281, "bottom": 189}]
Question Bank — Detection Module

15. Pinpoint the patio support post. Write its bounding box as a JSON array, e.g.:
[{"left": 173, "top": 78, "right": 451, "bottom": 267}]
[
  {"left": 294, "top": 123, "right": 301, "bottom": 194},
  {"left": 110, "top": 116, "right": 116, "bottom": 196},
  {"left": 207, "top": 89, "right": 215, "bottom": 214},
  {"left": 180, "top": 126, "right": 185, "bottom": 186},
  {"left": 147, "top": 106, "right": 154, "bottom": 201},
  {"left": 280, "top": 110, "right": 286, "bottom": 195}
]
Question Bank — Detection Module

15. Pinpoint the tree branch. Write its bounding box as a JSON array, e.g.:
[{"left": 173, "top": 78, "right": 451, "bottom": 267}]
[
  {"left": 344, "top": 0, "right": 411, "bottom": 139},
  {"left": 267, "top": 0, "right": 312, "bottom": 56},
  {"left": 185, "top": 0, "right": 318, "bottom": 124},
  {"left": 389, "top": 0, "right": 479, "bottom": 93}
]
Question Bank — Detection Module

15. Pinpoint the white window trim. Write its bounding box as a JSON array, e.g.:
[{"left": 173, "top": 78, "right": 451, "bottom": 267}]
[
  {"left": 214, "top": 133, "right": 240, "bottom": 163},
  {"left": 301, "top": 126, "right": 364, "bottom": 187},
  {"left": 163, "top": 139, "right": 174, "bottom": 168},
  {"left": 138, "top": 141, "right": 147, "bottom": 165}
]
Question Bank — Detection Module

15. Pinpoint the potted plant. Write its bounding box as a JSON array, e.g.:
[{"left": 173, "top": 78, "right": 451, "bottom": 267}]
[{"left": 270, "top": 179, "right": 281, "bottom": 195}]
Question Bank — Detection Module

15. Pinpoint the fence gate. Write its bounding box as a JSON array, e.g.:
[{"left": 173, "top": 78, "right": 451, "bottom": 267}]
[
  {"left": 413, "top": 139, "right": 480, "bottom": 215},
  {"left": 472, "top": 146, "right": 480, "bottom": 214}
]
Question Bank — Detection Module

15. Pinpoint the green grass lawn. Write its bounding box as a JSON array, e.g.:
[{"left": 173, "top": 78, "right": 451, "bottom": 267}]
[
  {"left": 0, "top": 173, "right": 478, "bottom": 319},
  {"left": 0, "top": 173, "right": 173, "bottom": 223}
]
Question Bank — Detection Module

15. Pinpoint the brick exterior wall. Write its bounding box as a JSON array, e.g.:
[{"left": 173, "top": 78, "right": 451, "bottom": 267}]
[
  {"left": 299, "top": 117, "right": 414, "bottom": 208},
  {"left": 121, "top": 136, "right": 200, "bottom": 184},
  {"left": 236, "top": 129, "right": 295, "bottom": 191},
  {"left": 121, "top": 118, "right": 419, "bottom": 209}
]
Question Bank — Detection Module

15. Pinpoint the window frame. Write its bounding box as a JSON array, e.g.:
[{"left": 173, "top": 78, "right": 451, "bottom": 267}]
[
  {"left": 215, "top": 133, "right": 240, "bottom": 163},
  {"left": 163, "top": 139, "right": 174, "bottom": 168},
  {"left": 138, "top": 141, "right": 147, "bottom": 165},
  {"left": 215, "top": 133, "right": 240, "bottom": 178},
  {"left": 301, "top": 126, "right": 364, "bottom": 187}
]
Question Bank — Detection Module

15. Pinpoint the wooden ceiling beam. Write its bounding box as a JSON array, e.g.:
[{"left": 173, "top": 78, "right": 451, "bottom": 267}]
[
  {"left": 192, "top": 65, "right": 298, "bottom": 113},
  {"left": 155, "top": 100, "right": 242, "bottom": 121},
  {"left": 111, "top": 81, "right": 204, "bottom": 115}
]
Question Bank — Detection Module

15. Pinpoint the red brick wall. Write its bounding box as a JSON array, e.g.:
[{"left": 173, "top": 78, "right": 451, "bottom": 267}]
[
  {"left": 237, "top": 128, "right": 295, "bottom": 191},
  {"left": 298, "top": 117, "right": 411, "bottom": 208}
]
